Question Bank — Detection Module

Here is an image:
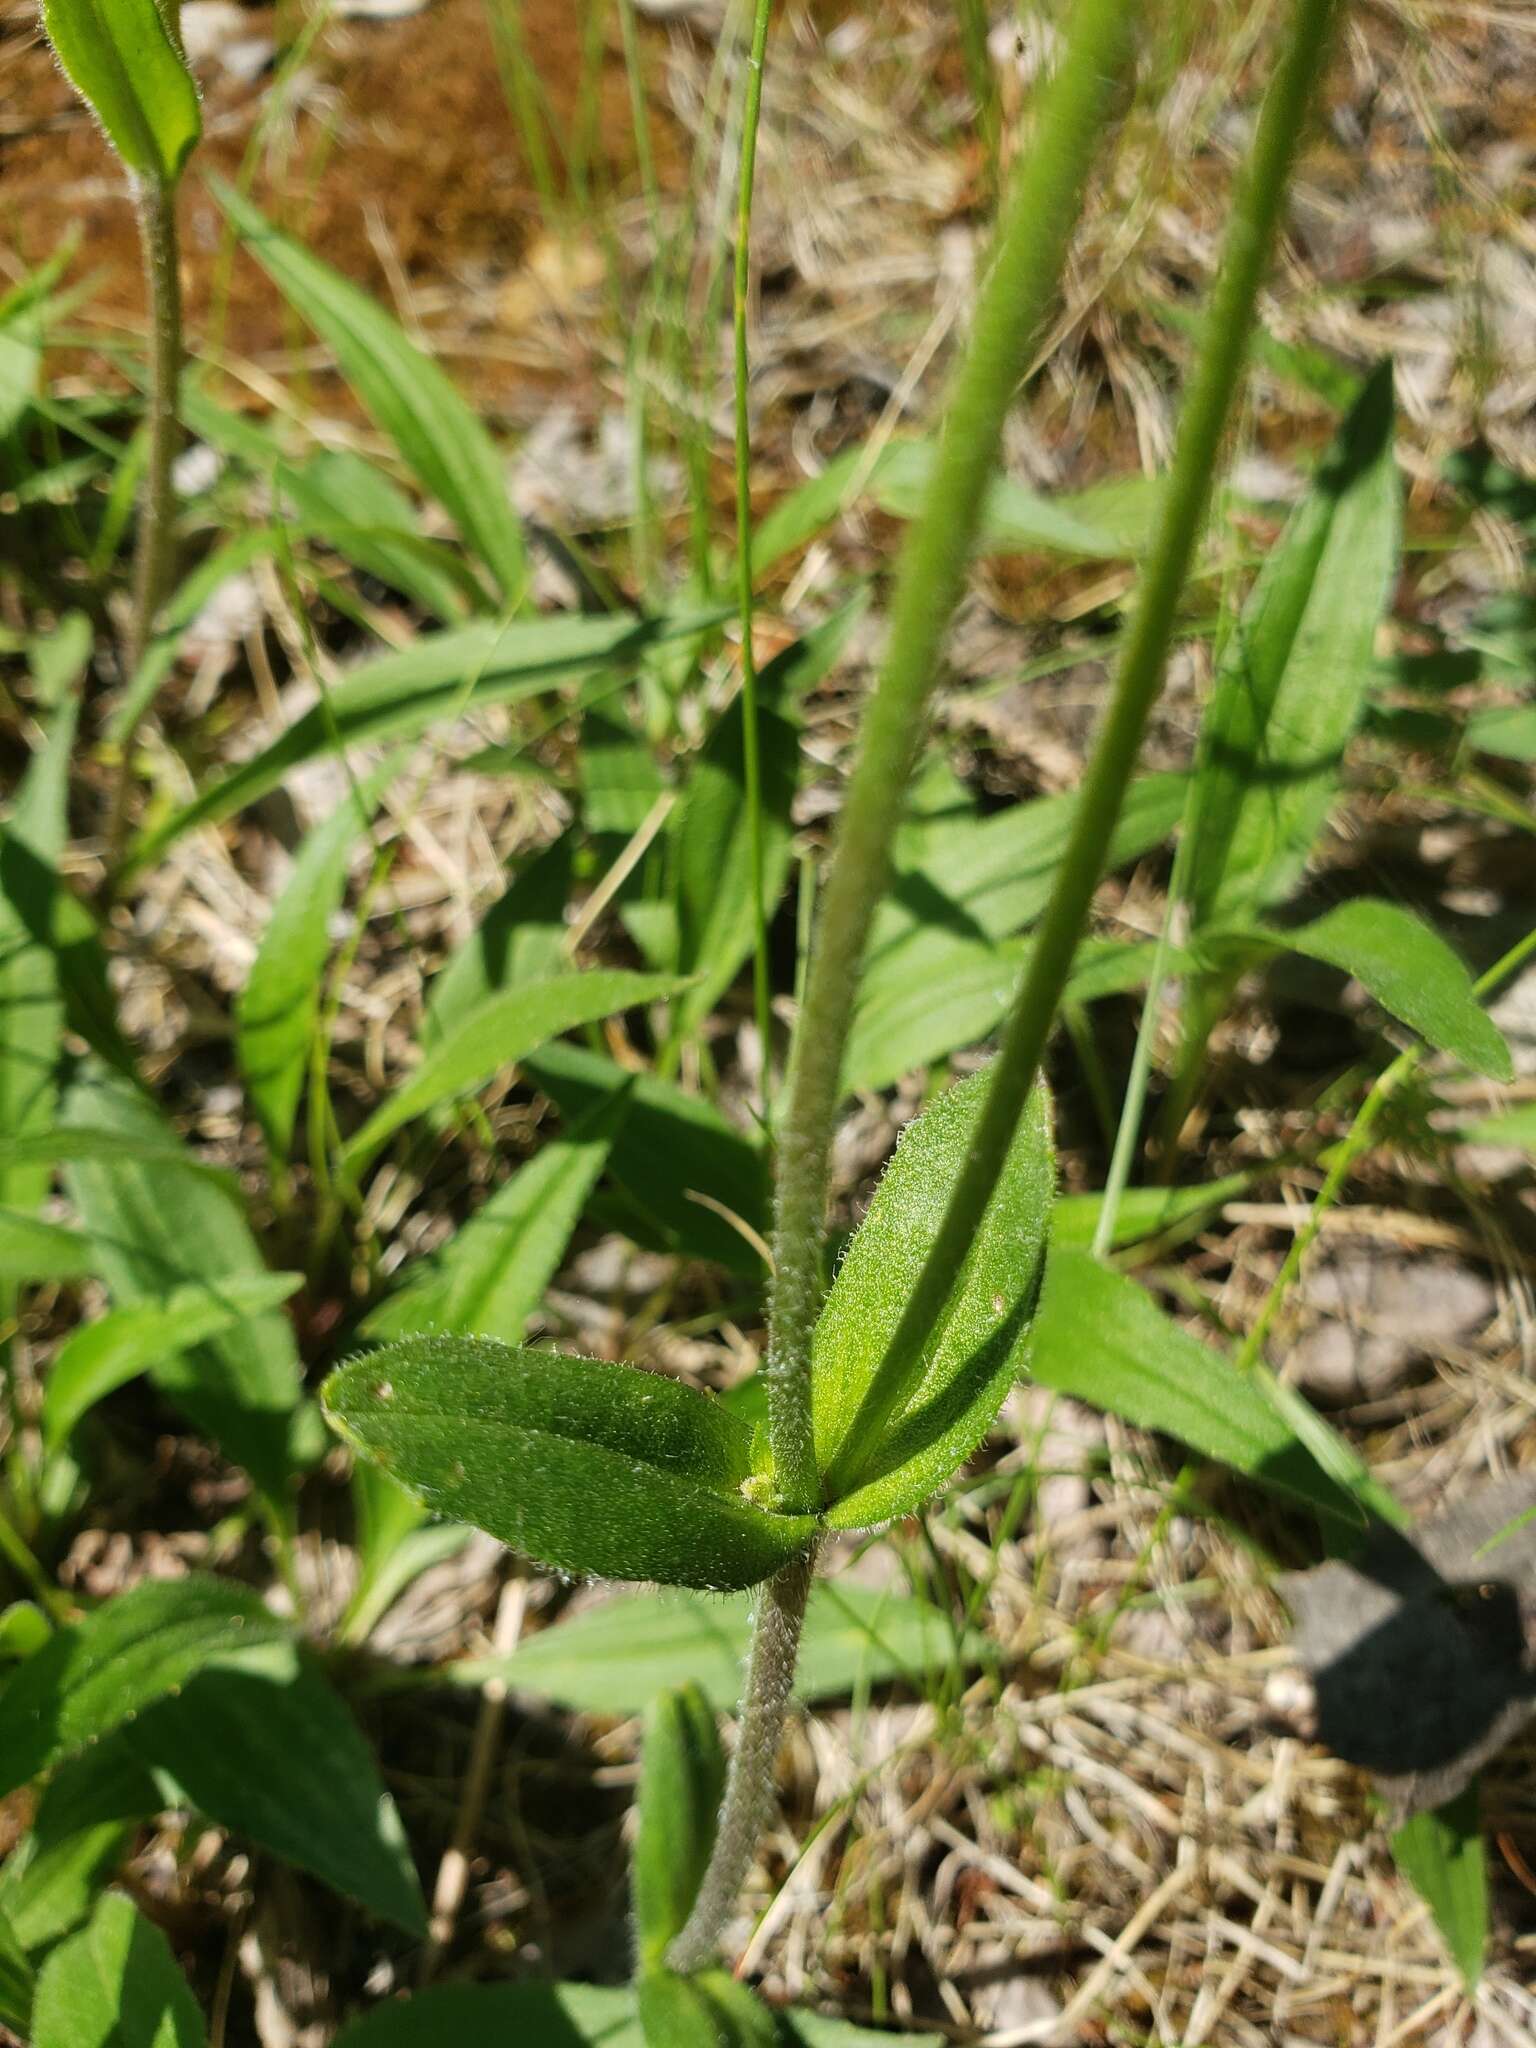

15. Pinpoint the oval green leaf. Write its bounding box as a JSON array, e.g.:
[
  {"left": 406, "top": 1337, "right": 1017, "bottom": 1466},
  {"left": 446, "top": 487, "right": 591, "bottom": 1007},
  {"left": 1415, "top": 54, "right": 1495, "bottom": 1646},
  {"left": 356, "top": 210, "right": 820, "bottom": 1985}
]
[
  {"left": 127, "top": 1639, "right": 426, "bottom": 1935},
  {"left": 339, "top": 970, "right": 685, "bottom": 1179},
  {"left": 323, "top": 1338, "right": 816, "bottom": 1591}
]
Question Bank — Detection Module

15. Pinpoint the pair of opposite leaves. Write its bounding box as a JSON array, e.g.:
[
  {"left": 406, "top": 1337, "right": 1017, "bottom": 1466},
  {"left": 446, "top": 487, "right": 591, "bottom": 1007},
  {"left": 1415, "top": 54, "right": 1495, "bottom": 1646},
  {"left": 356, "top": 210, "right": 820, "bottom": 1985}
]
[{"left": 324, "top": 1067, "right": 1054, "bottom": 1589}]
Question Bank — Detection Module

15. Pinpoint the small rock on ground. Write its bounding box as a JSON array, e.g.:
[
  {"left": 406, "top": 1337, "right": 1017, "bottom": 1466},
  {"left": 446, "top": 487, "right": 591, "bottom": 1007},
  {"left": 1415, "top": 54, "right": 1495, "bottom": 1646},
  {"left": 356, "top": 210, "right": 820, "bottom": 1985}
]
[{"left": 1288, "top": 1249, "right": 1494, "bottom": 1404}]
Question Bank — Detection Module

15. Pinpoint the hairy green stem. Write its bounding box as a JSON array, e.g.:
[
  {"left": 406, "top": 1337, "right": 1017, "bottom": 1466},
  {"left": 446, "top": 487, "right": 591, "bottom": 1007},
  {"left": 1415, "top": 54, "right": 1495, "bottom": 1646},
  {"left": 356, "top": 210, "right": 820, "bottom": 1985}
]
[
  {"left": 665, "top": 1544, "right": 817, "bottom": 1974},
  {"left": 734, "top": 0, "right": 778, "bottom": 1109},
  {"left": 110, "top": 174, "right": 183, "bottom": 858},
  {"left": 820, "top": 0, "right": 1344, "bottom": 1502},
  {"left": 764, "top": 0, "right": 1137, "bottom": 1515}
]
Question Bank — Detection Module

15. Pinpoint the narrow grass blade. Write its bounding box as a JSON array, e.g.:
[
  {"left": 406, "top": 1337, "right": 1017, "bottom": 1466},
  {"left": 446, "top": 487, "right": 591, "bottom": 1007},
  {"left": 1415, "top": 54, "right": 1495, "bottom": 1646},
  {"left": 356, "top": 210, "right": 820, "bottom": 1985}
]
[
  {"left": 1391, "top": 1786, "right": 1487, "bottom": 1989},
  {"left": 1183, "top": 364, "right": 1401, "bottom": 931},
  {"left": 339, "top": 969, "right": 685, "bottom": 1178},
  {"left": 237, "top": 756, "right": 402, "bottom": 1161},
  {"left": 213, "top": 180, "right": 526, "bottom": 599},
  {"left": 126, "top": 610, "right": 716, "bottom": 872}
]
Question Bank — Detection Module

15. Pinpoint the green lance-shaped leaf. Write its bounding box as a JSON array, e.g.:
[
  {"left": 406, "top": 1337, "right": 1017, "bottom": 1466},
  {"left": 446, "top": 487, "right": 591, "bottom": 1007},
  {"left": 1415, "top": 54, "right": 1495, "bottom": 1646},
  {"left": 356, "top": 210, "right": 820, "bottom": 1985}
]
[
  {"left": 42, "top": 1270, "right": 303, "bottom": 1453},
  {"left": 749, "top": 435, "right": 1152, "bottom": 577},
  {"left": 0, "top": 1575, "right": 291, "bottom": 1802},
  {"left": 1182, "top": 361, "right": 1401, "bottom": 932},
  {"left": 339, "top": 969, "right": 685, "bottom": 1179},
  {"left": 813, "top": 1065, "right": 1055, "bottom": 1526},
  {"left": 0, "top": 686, "right": 80, "bottom": 1226},
  {"left": 236, "top": 755, "right": 402, "bottom": 1161},
  {"left": 450, "top": 1581, "right": 980, "bottom": 1715},
  {"left": 329, "top": 1982, "right": 945, "bottom": 2046},
  {"left": 1242, "top": 898, "right": 1512, "bottom": 1082},
  {"left": 276, "top": 447, "right": 480, "bottom": 624},
  {"left": 1029, "top": 1247, "right": 1372, "bottom": 1529},
  {"left": 1391, "top": 1787, "right": 1487, "bottom": 1990},
  {"left": 212, "top": 180, "right": 525, "bottom": 601},
  {"left": 638, "top": 1970, "right": 776, "bottom": 2048},
  {"left": 365, "top": 1086, "right": 631, "bottom": 1344},
  {"left": 0, "top": 1209, "right": 100, "bottom": 1284},
  {"left": 0, "top": 1901, "right": 33, "bottom": 2036},
  {"left": 125, "top": 608, "right": 720, "bottom": 874},
  {"left": 671, "top": 685, "right": 800, "bottom": 1045},
  {"left": 40, "top": 0, "right": 202, "bottom": 187},
  {"left": 527, "top": 1043, "right": 771, "bottom": 1275},
  {"left": 419, "top": 830, "right": 574, "bottom": 1040},
  {"left": 332, "top": 1983, "right": 642, "bottom": 2048},
  {"left": 32, "top": 1891, "right": 206, "bottom": 2048},
  {"left": 61, "top": 1067, "right": 309, "bottom": 1505},
  {"left": 323, "top": 1338, "right": 817, "bottom": 1592},
  {"left": 633, "top": 1683, "right": 726, "bottom": 1970},
  {"left": 0, "top": 1738, "right": 160, "bottom": 1953},
  {"left": 125, "top": 1638, "right": 426, "bottom": 1934}
]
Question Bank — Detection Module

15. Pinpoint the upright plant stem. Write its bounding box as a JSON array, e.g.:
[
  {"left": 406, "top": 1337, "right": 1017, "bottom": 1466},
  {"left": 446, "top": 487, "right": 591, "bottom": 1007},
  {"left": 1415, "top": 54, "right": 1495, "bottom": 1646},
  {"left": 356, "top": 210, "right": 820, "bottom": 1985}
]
[
  {"left": 665, "top": 0, "right": 1136, "bottom": 1979},
  {"left": 110, "top": 174, "right": 183, "bottom": 854},
  {"left": 665, "top": 1545, "right": 817, "bottom": 1975},
  {"left": 820, "top": 0, "right": 1345, "bottom": 1502},
  {"left": 733, "top": 0, "right": 778, "bottom": 1112},
  {"left": 764, "top": 0, "right": 1137, "bottom": 1516}
]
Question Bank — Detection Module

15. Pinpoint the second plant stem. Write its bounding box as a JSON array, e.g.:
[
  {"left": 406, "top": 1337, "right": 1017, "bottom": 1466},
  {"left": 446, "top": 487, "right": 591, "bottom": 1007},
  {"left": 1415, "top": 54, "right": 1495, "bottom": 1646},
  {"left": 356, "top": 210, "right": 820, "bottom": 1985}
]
[
  {"left": 762, "top": 0, "right": 1138, "bottom": 1518},
  {"left": 821, "top": 0, "right": 1345, "bottom": 1499},
  {"left": 668, "top": 0, "right": 1138, "bottom": 1975},
  {"left": 734, "top": 0, "right": 778, "bottom": 1108}
]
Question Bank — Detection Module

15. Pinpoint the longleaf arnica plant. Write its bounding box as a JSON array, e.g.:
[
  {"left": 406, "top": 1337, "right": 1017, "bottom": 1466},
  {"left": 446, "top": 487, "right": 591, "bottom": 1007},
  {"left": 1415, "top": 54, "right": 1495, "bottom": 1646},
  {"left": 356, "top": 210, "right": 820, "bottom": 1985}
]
[
  {"left": 323, "top": 0, "right": 1353, "bottom": 2030},
  {"left": 19, "top": 0, "right": 1512, "bottom": 2037}
]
